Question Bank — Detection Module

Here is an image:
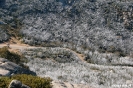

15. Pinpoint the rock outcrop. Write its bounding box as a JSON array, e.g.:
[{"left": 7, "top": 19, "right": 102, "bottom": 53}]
[
  {"left": 8, "top": 80, "right": 30, "bottom": 88},
  {"left": 0, "top": 58, "right": 36, "bottom": 76},
  {"left": 0, "top": 58, "right": 18, "bottom": 76}
]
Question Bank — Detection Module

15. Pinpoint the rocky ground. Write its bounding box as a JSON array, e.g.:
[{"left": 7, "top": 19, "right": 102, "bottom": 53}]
[
  {"left": 0, "top": 58, "right": 14, "bottom": 76},
  {"left": 0, "top": 58, "right": 36, "bottom": 76}
]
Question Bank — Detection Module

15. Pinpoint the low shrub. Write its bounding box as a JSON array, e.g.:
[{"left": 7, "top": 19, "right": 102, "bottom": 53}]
[
  {"left": 0, "top": 47, "right": 21, "bottom": 63},
  {"left": 0, "top": 46, "right": 27, "bottom": 68},
  {"left": 0, "top": 74, "right": 52, "bottom": 88}
]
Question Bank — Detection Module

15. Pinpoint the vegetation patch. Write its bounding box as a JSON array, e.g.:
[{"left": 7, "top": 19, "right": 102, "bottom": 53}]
[
  {"left": 24, "top": 48, "right": 76, "bottom": 63},
  {"left": 0, "top": 16, "right": 23, "bottom": 41},
  {"left": 0, "top": 74, "right": 52, "bottom": 88},
  {"left": 0, "top": 46, "right": 27, "bottom": 69}
]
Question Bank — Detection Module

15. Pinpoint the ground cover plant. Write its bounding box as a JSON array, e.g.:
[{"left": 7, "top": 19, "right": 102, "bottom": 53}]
[{"left": 0, "top": 74, "right": 52, "bottom": 88}]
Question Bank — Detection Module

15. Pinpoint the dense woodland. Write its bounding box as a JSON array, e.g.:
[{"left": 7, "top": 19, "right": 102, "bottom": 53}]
[{"left": 1, "top": 0, "right": 133, "bottom": 56}]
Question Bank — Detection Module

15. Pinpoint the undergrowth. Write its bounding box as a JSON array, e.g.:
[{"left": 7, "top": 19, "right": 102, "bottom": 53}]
[
  {"left": 0, "top": 74, "right": 52, "bottom": 88},
  {"left": 0, "top": 46, "right": 28, "bottom": 69}
]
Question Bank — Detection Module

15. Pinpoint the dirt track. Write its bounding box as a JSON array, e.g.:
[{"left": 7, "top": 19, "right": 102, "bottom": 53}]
[
  {"left": 0, "top": 44, "right": 33, "bottom": 49},
  {"left": 0, "top": 44, "right": 85, "bottom": 61}
]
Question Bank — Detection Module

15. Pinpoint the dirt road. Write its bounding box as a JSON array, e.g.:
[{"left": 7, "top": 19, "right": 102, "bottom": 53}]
[
  {"left": 0, "top": 44, "right": 36, "bottom": 49},
  {"left": 0, "top": 44, "right": 85, "bottom": 61}
]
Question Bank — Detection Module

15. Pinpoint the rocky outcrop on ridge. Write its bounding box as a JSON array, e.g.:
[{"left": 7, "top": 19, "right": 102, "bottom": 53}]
[{"left": 0, "top": 58, "right": 36, "bottom": 76}]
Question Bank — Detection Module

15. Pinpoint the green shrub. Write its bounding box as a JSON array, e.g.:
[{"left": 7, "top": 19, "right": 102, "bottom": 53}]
[
  {"left": 0, "top": 46, "right": 21, "bottom": 63},
  {"left": 0, "top": 74, "right": 52, "bottom": 88},
  {"left": 0, "top": 47, "right": 28, "bottom": 69}
]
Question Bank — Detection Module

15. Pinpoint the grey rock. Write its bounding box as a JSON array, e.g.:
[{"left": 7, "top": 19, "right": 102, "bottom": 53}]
[
  {"left": 0, "top": 68, "right": 10, "bottom": 76},
  {"left": 8, "top": 80, "right": 30, "bottom": 88},
  {"left": 0, "top": 58, "right": 19, "bottom": 76},
  {"left": 0, "top": 58, "right": 36, "bottom": 76},
  {"left": 8, "top": 80, "right": 22, "bottom": 88},
  {"left": 21, "top": 84, "right": 30, "bottom": 88}
]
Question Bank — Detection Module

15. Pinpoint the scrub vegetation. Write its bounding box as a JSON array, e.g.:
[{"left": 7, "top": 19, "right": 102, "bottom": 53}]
[{"left": 0, "top": 74, "right": 52, "bottom": 88}]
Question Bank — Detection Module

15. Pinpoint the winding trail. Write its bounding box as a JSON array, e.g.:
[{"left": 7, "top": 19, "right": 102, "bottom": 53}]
[
  {"left": 0, "top": 43, "right": 85, "bottom": 62},
  {"left": 0, "top": 44, "right": 92, "bottom": 88},
  {"left": 0, "top": 44, "right": 34, "bottom": 49}
]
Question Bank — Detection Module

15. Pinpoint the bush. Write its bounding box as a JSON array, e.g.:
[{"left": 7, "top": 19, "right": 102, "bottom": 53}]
[
  {"left": 0, "top": 74, "right": 52, "bottom": 88},
  {"left": 84, "top": 55, "right": 91, "bottom": 63},
  {"left": 0, "top": 47, "right": 28, "bottom": 69},
  {"left": 0, "top": 46, "right": 21, "bottom": 63}
]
